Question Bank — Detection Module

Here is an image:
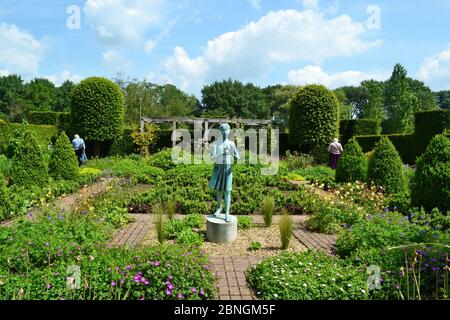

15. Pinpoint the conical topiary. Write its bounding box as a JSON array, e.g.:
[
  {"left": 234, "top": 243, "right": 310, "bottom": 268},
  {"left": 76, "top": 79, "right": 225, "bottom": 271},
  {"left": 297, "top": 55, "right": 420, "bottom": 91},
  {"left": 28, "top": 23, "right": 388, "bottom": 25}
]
[
  {"left": 367, "top": 137, "right": 406, "bottom": 194},
  {"left": 49, "top": 132, "right": 79, "bottom": 181},
  {"left": 335, "top": 138, "right": 367, "bottom": 183},
  {"left": 411, "top": 134, "right": 450, "bottom": 212},
  {"left": 9, "top": 130, "right": 49, "bottom": 187}
]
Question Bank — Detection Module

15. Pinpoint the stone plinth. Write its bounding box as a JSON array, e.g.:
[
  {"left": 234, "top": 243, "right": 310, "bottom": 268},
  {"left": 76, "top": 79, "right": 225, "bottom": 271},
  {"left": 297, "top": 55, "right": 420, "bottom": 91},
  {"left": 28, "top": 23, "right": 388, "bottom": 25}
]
[{"left": 206, "top": 214, "right": 237, "bottom": 243}]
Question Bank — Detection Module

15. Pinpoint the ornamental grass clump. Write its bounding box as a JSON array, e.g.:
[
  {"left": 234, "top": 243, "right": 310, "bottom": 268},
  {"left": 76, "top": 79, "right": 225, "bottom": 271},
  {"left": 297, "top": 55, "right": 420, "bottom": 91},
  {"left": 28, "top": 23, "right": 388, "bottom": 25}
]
[
  {"left": 166, "top": 198, "right": 177, "bottom": 220},
  {"left": 279, "top": 212, "right": 294, "bottom": 250},
  {"left": 261, "top": 196, "right": 275, "bottom": 228},
  {"left": 154, "top": 204, "right": 166, "bottom": 244}
]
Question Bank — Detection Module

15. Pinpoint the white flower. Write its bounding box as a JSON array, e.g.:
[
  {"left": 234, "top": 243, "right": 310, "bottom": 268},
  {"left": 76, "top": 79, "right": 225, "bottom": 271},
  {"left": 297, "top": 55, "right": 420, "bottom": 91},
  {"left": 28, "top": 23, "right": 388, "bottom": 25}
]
[
  {"left": 347, "top": 284, "right": 352, "bottom": 287},
  {"left": 303, "top": 283, "right": 308, "bottom": 287},
  {"left": 274, "top": 293, "right": 278, "bottom": 298},
  {"left": 361, "top": 289, "right": 366, "bottom": 294}
]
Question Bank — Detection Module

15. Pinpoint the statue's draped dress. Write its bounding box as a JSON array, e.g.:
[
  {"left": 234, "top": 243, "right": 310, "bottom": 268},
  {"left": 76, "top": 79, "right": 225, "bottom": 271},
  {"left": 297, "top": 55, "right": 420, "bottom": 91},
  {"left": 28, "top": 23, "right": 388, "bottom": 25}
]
[{"left": 209, "top": 140, "right": 239, "bottom": 192}]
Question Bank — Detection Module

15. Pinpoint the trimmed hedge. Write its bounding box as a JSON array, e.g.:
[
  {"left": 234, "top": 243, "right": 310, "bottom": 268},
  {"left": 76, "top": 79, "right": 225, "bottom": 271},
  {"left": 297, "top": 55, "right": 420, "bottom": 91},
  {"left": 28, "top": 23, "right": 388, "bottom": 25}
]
[
  {"left": 367, "top": 137, "right": 406, "bottom": 194},
  {"left": 9, "top": 130, "right": 49, "bottom": 187},
  {"left": 335, "top": 138, "right": 367, "bottom": 183},
  {"left": 49, "top": 132, "right": 79, "bottom": 181},
  {"left": 412, "top": 134, "right": 450, "bottom": 212},
  {"left": 28, "top": 111, "right": 72, "bottom": 133},
  {"left": 340, "top": 119, "right": 380, "bottom": 145},
  {"left": 71, "top": 77, "right": 124, "bottom": 153},
  {"left": 356, "top": 134, "right": 415, "bottom": 165},
  {"left": 289, "top": 85, "right": 339, "bottom": 153},
  {"left": 0, "top": 123, "right": 59, "bottom": 155},
  {"left": 414, "top": 110, "right": 450, "bottom": 155}
]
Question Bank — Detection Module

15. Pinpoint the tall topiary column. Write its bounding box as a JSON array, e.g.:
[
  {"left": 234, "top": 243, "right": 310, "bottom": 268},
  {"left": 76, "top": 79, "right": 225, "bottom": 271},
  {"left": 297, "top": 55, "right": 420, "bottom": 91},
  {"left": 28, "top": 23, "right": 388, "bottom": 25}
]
[
  {"left": 411, "top": 134, "right": 450, "bottom": 212},
  {"left": 9, "top": 130, "right": 49, "bottom": 187},
  {"left": 71, "top": 77, "right": 124, "bottom": 156},
  {"left": 49, "top": 132, "right": 79, "bottom": 181},
  {"left": 367, "top": 137, "right": 406, "bottom": 194},
  {"left": 335, "top": 138, "right": 367, "bottom": 183},
  {"left": 289, "top": 84, "right": 339, "bottom": 154}
]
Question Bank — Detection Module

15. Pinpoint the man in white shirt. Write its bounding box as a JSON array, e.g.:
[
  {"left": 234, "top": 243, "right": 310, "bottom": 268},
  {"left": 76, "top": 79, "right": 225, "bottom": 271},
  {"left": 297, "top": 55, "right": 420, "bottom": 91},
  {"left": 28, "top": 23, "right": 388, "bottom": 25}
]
[{"left": 328, "top": 138, "right": 343, "bottom": 169}]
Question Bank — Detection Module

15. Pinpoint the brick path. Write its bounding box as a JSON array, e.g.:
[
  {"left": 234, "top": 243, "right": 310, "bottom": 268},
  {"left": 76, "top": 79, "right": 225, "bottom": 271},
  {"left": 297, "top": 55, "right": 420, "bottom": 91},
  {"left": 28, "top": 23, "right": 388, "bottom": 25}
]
[
  {"left": 293, "top": 228, "right": 336, "bottom": 255},
  {"left": 210, "top": 256, "right": 264, "bottom": 300},
  {"left": 110, "top": 214, "right": 153, "bottom": 247}
]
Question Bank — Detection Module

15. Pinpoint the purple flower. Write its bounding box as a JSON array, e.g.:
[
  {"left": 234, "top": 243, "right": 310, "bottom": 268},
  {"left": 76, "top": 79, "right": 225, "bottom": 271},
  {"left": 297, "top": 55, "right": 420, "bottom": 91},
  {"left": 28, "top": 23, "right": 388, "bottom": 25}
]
[
  {"left": 139, "top": 297, "right": 144, "bottom": 301},
  {"left": 153, "top": 261, "right": 160, "bottom": 267},
  {"left": 126, "top": 265, "right": 132, "bottom": 270},
  {"left": 111, "top": 281, "right": 116, "bottom": 287},
  {"left": 134, "top": 256, "right": 140, "bottom": 260},
  {"left": 120, "top": 279, "right": 125, "bottom": 285},
  {"left": 58, "top": 215, "right": 63, "bottom": 220},
  {"left": 191, "top": 287, "right": 197, "bottom": 293},
  {"left": 395, "top": 284, "right": 400, "bottom": 290},
  {"left": 57, "top": 250, "right": 62, "bottom": 257},
  {"left": 177, "top": 293, "right": 183, "bottom": 300},
  {"left": 82, "top": 211, "right": 88, "bottom": 215},
  {"left": 432, "top": 267, "right": 440, "bottom": 271},
  {"left": 199, "top": 290, "right": 205, "bottom": 297},
  {"left": 166, "top": 290, "right": 172, "bottom": 296},
  {"left": 47, "top": 284, "right": 52, "bottom": 289},
  {"left": 168, "top": 276, "right": 174, "bottom": 281},
  {"left": 168, "top": 284, "right": 174, "bottom": 290},
  {"left": 134, "top": 275, "right": 141, "bottom": 283}
]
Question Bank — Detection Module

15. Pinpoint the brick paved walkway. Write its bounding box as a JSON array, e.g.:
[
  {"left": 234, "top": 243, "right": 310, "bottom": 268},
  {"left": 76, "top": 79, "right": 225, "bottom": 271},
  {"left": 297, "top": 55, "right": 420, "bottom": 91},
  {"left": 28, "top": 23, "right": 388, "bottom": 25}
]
[
  {"left": 210, "top": 256, "right": 264, "bottom": 300},
  {"left": 110, "top": 214, "right": 153, "bottom": 247},
  {"left": 293, "top": 228, "right": 336, "bottom": 255}
]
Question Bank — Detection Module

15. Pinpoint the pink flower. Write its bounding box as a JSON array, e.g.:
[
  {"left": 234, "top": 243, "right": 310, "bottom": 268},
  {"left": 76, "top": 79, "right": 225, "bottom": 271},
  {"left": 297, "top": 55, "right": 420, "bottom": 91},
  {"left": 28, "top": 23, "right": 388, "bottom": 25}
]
[
  {"left": 191, "top": 287, "right": 197, "bottom": 293},
  {"left": 168, "top": 276, "right": 174, "bottom": 281},
  {"left": 166, "top": 290, "right": 172, "bottom": 295},
  {"left": 177, "top": 293, "right": 183, "bottom": 300},
  {"left": 168, "top": 284, "right": 174, "bottom": 290},
  {"left": 199, "top": 289, "right": 205, "bottom": 297},
  {"left": 111, "top": 281, "right": 116, "bottom": 287},
  {"left": 47, "top": 284, "right": 52, "bottom": 289}
]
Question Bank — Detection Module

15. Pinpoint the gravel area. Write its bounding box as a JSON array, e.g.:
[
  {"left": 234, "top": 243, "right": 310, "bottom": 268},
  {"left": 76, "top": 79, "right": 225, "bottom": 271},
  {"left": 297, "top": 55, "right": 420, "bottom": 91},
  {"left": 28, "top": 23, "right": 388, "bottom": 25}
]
[{"left": 141, "top": 223, "right": 307, "bottom": 257}]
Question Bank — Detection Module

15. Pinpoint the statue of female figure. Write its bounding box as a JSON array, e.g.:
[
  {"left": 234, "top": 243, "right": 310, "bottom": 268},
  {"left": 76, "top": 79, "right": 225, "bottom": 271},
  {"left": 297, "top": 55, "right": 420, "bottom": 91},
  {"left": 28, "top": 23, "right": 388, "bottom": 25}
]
[{"left": 209, "top": 123, "right": 240, "bottom": 223}]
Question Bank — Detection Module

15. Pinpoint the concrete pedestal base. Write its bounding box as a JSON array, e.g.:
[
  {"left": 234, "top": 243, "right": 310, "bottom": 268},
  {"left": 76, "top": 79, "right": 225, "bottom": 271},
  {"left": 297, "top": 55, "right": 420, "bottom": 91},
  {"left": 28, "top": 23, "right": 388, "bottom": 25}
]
[{"left": 206, "top": 214, "right": 237, "bottom": 243}]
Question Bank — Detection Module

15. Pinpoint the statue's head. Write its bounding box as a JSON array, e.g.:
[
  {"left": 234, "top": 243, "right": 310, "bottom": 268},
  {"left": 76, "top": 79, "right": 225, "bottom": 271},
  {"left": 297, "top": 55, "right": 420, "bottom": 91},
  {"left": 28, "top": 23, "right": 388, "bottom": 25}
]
[{"left": 219, "top": 123, "right": 231, "bottom": 137}]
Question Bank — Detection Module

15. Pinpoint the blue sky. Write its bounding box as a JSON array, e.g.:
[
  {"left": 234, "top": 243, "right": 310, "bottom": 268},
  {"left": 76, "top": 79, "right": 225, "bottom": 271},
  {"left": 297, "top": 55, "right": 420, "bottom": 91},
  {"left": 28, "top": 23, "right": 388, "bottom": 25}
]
[{"left": 0, "top": 0, "right": 449, "bottom": 96}]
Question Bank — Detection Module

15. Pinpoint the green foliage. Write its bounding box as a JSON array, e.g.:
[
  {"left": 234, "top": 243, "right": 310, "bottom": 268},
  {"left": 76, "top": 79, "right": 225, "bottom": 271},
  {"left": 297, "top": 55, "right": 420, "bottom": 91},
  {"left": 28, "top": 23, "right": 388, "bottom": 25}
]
[
  {"left": 289, "top": 84, "right": 339, "bottom": 153},
  {"left": 0, "top": 174, "right": 13, "bottom": 221},
  {"left": 154, "top": 204, "right": 167, "bottom": 244},
  {"left": 164, "top": 219, "right": 188, "bottom": 239},
  {"left": 293, "top": 166, "right": 335, "bottom": 189},
  {"left": 49, "top": 132, "right": 79, "bottom": 181},
  {"left": 130, "top": 124, "right": 158, "bottom": 157},
  {"left": 335, "top": 211, "right": 424, "bottom": 260},
  {"left": 360, "top": 79, "right": 385, "bottom": 122},
  {"left": 279, "top": 213, "right": 294, "bottom": 250},
  {"left": 24, "top": 78, "right": 56, "bottom": 112},
  {"left": 166, "top": 198, "right": 177, "bottom": 220},
  {"left": 247, "top": 251, "right": 369, "bottom": 300},
  {"left": 0, "top": 123, "right": 59, "bottom": 156},
  {"left": 435, "top": 90, "right": 450, "bottom": 109},
  {"left": 109, "top": 127, "right": 135, "bottom": 156},
  {"left": 184, "top": 214, "right": 203, "bottom": 229},
  {"left": 248, "top": 241, "right": 262, "bottom": 251},
  {"left": 147, "top": 148, "right": 177, "bottom": 171},
  {"left": 237, "top": 216, "right": 252, "bottom": 230},
  {"left": 201, "top": 79, "right": 270, "bottom": 119},
  {"left": 71, "top": 77, "right": 124, "bottom": 143},
  {"left": 411, "top": 134, "right": 450, "bottom": 212},
  {"left": 175, "top": 229, "right": 204, "bottom": 246},
  {"left": 9, "top": 130, "right": 48, "bottom": 187},
  {"left": 335, "top": 139, "right": 367, "bottom": 183},
  {"left": 78, "top": 167, "right": 103, "bottom": 184},
  {"left": 283, "top": 151, "right": 314, "bottom": 170},
  {"left": 261, "top": 196, "right": 275, "bottom": 227},
  {"left": 28, "top": 111, "right": 60, "bottom": 125},
  {"left": 339, "top": 119, "right": 381, "bottom": 144},
  {"left": 414, "top": 110, "right": 450, "bottom": 155},
  {"left": 367, "top": 137, "right": 406, "bottom": 193}
]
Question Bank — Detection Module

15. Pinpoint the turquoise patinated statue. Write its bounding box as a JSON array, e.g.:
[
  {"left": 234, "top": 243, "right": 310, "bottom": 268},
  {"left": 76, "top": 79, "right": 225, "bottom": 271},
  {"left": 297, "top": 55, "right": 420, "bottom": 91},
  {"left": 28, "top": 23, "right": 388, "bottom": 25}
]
[{"left": 209, "top": 123, "right": 240, "bottom": 223}]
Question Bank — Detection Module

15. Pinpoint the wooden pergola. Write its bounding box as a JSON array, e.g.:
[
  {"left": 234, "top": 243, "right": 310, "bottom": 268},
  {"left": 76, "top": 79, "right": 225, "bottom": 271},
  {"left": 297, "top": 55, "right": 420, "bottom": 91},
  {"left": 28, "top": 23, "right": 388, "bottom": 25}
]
[{"left": 141, "top": 117, "right": 272, "bottom": 146}]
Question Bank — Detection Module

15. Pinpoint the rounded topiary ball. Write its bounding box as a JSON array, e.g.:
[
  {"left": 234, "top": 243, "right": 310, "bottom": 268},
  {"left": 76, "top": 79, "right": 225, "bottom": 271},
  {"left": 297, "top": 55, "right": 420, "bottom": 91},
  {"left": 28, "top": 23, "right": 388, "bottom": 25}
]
[
  {"left": 335, "top": 138, "right": 367, "bottom": 183},
  {"left": 71, "top": 77, "right": 124, "bottom": 145},
  {"left": 411, "top": 134, "right": 450, "bottom": 212},
  {"left": 367, "top": 137, "right": 406, "bottom": 194},
  {"left": 49, "top": 132, "right": 79, "bottom": 181},
  {"left": 289, "top": 84, "right": 339, "bottom": 153}
]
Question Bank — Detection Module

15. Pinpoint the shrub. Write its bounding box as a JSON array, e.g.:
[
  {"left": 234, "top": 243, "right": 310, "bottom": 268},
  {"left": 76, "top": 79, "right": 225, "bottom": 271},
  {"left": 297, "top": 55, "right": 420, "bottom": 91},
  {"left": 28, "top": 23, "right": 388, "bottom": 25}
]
[
  {"left": 279, "top": 213, "right": 293, "bottom": 250},
  {"left": 283, "top": 151, "right": 314, "bottom": 170},
  {"left": 247, "top": 251, "right": 369, "bottom": 300},
  {"left": 261, "top": 196, "right": 275, "bottom": 227},
  {"left": 71, "top": 77, "right": 124, "bottom": 155},
  {"left": 335, "top": 138, "right": 367, "bottom": 183},
  {"left": 48, "top": 132, "right": 79, "bottom": 181},
  {"left": 154, "top": 204, "right": 166, "bottom": 244},
  {"left": 147, "top": 149, "right": 177, "bottom": 171},
  {"left": 367, "top": 137, "right": 406, "bottom": 194},
  {"left": 176, "top": 229, "right": 204, "bottom": 246},
  {"left": 165, "top": 219, "right": 188, "bottom": 239},
  {"left": 411, "top": 134, "right": 450, "bottom": 212},
  {"left": 131, "top": 124, "right": 158, "bottom": 157},
  {"left": 184, "top": 214, "right": 203, "bottom": 229},
  {"left": 238, "top": 216, "right": 252, "bottom": 230},
  {"left": 248, "top": 241, "right": 262, "bottom": 251},
  {"left": 9, "top": 130, "right": 48, "bottom": 187},
  {"left": 289, "top": 84, "right": 339, "bottom": 153}
]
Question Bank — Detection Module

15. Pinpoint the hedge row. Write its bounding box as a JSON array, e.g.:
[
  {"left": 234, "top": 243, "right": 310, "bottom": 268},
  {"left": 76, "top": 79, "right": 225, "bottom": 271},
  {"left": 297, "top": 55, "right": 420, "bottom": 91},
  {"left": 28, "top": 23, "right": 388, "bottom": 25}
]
[
  {"left": 355, "top": 110, "right": 450, "bottom": 164},
  {"left": 28, "top": 111, "right": 71, "bottom": 135},
  {"left": 0, "top": 123, "right": 59, "bottom": 155},
  {"left": 339, "top": 119, "right": 381, "bottom": 145}
]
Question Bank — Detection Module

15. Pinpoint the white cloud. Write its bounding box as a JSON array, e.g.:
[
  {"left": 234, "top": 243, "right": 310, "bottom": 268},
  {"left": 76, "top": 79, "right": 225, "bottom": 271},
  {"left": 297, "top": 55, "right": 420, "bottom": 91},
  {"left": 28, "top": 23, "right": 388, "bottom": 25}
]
[
  {"left": 287, "top": 65, "right": 388, "bottom": 88},
  {"left": 418, "top": 46, "right": 450, "bottom": 90},
  {"left": 156, "top": 9, "right": 381, "bottom": 94},
  {"left": 298, "top": 0, "right": 320, "bottom": 10},
  {"left": 144, "top": 40, "right": 157, "bottom": 54},
  {"left": 83, "top": 0, "right": 165, "bottom": 46},
  {"left": 247, "top": 0, "right": 262, "bottom": 10},
  {"left": 0, "top": 23, "right": 44, "bottom": 75},
  {"left": 103, "top": 49, "right": 132, "bottom": 71},
  {"left": 44, "top": 70, "right": 84, "bottom": 86}
]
